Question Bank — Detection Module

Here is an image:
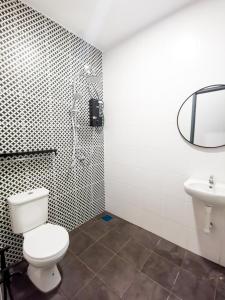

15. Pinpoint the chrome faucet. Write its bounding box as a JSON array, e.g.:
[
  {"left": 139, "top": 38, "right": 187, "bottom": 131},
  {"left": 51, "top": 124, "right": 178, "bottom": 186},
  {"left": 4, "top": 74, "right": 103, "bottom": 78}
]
[{"left": 209, "top": 175, "right": 214, "bottom": 188}]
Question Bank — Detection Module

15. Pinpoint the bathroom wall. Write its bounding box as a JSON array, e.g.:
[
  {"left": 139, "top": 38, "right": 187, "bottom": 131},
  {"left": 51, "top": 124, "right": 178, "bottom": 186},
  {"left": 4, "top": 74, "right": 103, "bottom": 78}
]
[
  {"left": 104, "top": 0, "right": 225, "bottom": 265},
  {"left": 0, "top": 0, "right": 104, "bottom": 263}
]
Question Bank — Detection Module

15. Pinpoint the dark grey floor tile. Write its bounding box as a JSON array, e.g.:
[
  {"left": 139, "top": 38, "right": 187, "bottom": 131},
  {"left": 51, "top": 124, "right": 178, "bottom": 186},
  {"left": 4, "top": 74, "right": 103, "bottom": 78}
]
[
  {"left": 142, "top": 252, "right": 179, "bottom": 290},
  {"left": 172, "top": 269, "right": 216, "bottom": 300},
  {"left": 80, "top": 242, "right": 114, "bottom": 273},
  {"left": 116, "top": 221, "right": 160, "bottom": 250},
  {"left": 79, "top": 212, "right": 121, "bottom": 236},
  {"left": 83, "top": 219, "right": 112, "bottom": 240},
  {"left": 151, "top": 284, "right": 170, "bottom": 300},
  {"left": 168, "top": 294, "right": 181, "bottom": 300},
  {"left": 26, "top": 290, "right": 67, "bottom": 300},
  {"left": 182, "top": 251, "right": 225, "bottom": 280},
  {"left": 98, "top": 255, "right": 137, "bottom": 298},
  {"left": 74, "top": 277, "right": 120, "bottom": 300},
  {"left": 123, "top": 272, "right": 169, "bottom": 300},
  {"left": 216, "top": 292, "right": 225, "bottom": 300},
  {"left": 133, "top": 227, "right": 160, "bottom": 250},
  {"left": 11, "top": 260, "right": 28, "bottom": 274},
  {"left": 99, "top": 229, "right": 130, "bottom": 253},
  {"left": 215, "top": 291, "right": 225, "bottom": 300},
  {"left": 115, "top": 221, "right": 140, "bottom": 237},
  {"left": 118, "top": 239, "right": 150, "bottom": 270},
  {"left": 216, "top": 276, "right": 225, "bottom": 297},
  {"left": 58, "top": 249, "right": 75, "bottom": 268},
  {"left": 10, "top": 273, "right": 40, "bottom": 300},
  {"left": 69, "top": 227, "right": 80, "bottom": 237},
  {"left": 69, "top": 231, "right": 94, "bottom": 256},
  {"left": 155, "top": 238, "right": 185, "bottom": 266},
  {"left": 79, "top": 217, "right": 98, "bottom": 232},
  {"left": 60, "top": 255, "right": 94, "bottom": 299},
  {"left": 10, "top": 270, "right": 65, "bottom": 300}
]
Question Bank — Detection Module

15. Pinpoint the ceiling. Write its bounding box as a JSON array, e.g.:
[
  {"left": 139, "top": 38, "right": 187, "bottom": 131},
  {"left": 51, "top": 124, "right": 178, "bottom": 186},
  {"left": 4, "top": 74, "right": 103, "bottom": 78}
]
[{"left": 21, "top": 0, "right": 197, "bottom": 52}]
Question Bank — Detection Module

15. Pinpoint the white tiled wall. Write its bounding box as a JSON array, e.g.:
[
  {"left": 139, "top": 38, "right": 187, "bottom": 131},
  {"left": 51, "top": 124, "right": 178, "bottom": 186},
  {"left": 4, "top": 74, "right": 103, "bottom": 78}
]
[{"left": 103, "top": 0, "right": 225, "bottom": 265}]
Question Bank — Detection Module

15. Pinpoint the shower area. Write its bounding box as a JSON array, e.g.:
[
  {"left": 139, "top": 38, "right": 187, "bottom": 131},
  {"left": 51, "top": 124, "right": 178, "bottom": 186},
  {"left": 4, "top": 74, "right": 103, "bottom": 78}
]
[
  {"left": 71, "top": 64, "right": 104, "bottom": 168},
  {"left": 66, "top": 63, "right": 105, "bottom": 225},
  {"left": 0, "top": 0, "right": 104, "bottom": 263}
]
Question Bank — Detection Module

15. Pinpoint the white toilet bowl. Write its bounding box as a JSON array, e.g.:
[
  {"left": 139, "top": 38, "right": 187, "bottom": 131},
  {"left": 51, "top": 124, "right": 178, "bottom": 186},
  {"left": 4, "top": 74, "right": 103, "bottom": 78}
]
[
  {"left": 23, "top": 223, "right": 69, "bottom": 292},
  {"left": 7, "top": 188, "right": 70, "bottom": 293}
]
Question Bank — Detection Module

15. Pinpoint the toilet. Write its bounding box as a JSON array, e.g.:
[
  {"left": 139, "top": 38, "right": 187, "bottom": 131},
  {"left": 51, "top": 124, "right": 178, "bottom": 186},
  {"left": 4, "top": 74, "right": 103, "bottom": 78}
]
[{"left": 7, "top": 188, "right": 69, "bottom": 293}]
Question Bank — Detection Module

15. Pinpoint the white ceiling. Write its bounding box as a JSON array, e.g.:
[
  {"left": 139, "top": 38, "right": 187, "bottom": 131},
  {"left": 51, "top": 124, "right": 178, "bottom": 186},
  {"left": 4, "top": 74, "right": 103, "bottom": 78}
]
[{"left": 21, "top": 0, "right": 197, "bottom": 52}]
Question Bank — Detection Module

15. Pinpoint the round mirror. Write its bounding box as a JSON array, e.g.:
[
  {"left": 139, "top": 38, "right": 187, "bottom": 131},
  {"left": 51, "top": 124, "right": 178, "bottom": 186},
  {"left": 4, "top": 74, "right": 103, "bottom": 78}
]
[{"left": 177, "top": 84, "right": 225, "bottom": 148}]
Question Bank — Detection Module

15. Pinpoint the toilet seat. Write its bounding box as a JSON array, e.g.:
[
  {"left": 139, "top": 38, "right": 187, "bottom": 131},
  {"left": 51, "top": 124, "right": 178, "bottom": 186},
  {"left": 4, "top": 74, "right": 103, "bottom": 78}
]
[{"left": 23, "top": 223, "right": 69, "bottom": 262}]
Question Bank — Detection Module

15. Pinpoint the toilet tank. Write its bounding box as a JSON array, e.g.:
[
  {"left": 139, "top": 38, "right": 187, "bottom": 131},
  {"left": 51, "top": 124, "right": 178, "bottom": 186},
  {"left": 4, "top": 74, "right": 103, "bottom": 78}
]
[{"left": 7, "top": 188, "right": 49, "bottom": 234}]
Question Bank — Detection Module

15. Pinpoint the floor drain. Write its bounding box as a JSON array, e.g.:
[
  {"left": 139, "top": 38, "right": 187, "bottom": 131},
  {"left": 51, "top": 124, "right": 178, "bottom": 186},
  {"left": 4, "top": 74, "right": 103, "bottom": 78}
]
[{"left": 102, "top": 215, "right": 112, "bottom": 222}]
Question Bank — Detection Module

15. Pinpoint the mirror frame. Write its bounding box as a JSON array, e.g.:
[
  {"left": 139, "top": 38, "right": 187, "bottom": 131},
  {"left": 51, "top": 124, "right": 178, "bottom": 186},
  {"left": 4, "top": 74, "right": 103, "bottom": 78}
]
[{"left": 177, "top": 84, "right": 225, "bottom": 149}]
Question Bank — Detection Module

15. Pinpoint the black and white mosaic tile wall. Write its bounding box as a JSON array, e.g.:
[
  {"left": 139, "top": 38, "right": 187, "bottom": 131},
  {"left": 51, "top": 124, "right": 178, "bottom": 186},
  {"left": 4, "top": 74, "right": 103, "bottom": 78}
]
[{"left": 0, "top": 0, "right": 104, "bottom": 263}]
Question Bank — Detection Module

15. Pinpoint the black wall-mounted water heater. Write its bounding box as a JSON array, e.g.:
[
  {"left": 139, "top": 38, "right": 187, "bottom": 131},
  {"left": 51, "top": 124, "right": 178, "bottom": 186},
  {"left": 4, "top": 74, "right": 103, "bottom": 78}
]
[{"left": 89, "top": 99, "right": 104, "bottom": 127}]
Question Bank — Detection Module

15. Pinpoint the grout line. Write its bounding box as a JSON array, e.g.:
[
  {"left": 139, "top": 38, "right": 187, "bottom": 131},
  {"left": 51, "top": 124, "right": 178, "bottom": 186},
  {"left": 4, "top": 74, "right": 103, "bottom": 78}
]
[
  {"left": 116, "top": 238, "right": 131, "bottom": 253},
  {"left": 131, "top": 236, "right": 158, "bottom": 252},
  {"left": 77, "top": 213, "right": 103, "bottom": 231},
  {"left": 80, "top": 220, "right": 120, "bottom": 241},
  {"left": 173, "top": 270, "right": 180, "bottom": 286},
  {"left": 76, "top": 238, "right": 99, "bottom": 257},
  {"left": 117, "top": 250, "right": 154, "bottom": 298},
  {"left": 140, "top": 269, "right": 174, "bottom": 297},
  {"left": 73, "top": 274, "right": 98, "bottom": 298},
  {"left": 113, "top": 252, "right": 139, "bottom": 271},
  {"left": 77, "top": 236, "right": 115, "bottom": 261},
  {"left": 114, "top": 239, "right": 153, "bottom": 272},
  {"left": 59, "top": 289, "right": 69, "bottom": 300},
  {"left": 141, "top": 250, "right": 152, "bottom": 269},
  {"left": 73, "top": 255, "right": 97, "bottom": 297},
  {"left": 72, "top": 231, "right": 118, "bottom": 276},
  {"left": 213, "top": 276, "right": 219, "bottom": 300},
  {"left": 95, "top": 251, "right": 117, "bottom": 276},
  {"left": 75, "top": 254, "right": 97, "bottom": 275},
  {"left": 120, "top": 272, "right": 137, "bottom": 298},
  {"left": 169, "top": 292, "right": 182, "bottom": 300},
  {"left": 92, "top": 253, "right": 119, "bottom": 292},
  {"left": 156, "top": 238, "right": 161, "bottom": 247},
  {"left": 150, "top": 249, "right": 183, "bottom": 268},
  {"left": 97, "top": 239, "right": 122, "bottom": 255},
  {"left": 180, "top": 249, "right": 188, "bottom": 269},
  {"left": 167, "top": 292, "right": 182, "bottom": 300},
  {"left": 77, "top": 227, "right": 118, "bottom": 256},
  {"left": 96, "top": 270, "right": 123, "bottom": 299}
]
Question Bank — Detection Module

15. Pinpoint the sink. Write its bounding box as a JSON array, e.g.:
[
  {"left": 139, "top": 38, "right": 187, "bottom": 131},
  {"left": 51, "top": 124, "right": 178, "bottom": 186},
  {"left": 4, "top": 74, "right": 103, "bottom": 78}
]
[{"left": 184, "top": 178, "right": 225, "bottom": 206}]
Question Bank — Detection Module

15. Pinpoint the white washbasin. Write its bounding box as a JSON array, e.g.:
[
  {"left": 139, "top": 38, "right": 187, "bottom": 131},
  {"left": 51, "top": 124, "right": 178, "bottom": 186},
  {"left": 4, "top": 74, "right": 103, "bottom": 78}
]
[{"left": 184, "top": 178, "right": 225, "bottom": 206}]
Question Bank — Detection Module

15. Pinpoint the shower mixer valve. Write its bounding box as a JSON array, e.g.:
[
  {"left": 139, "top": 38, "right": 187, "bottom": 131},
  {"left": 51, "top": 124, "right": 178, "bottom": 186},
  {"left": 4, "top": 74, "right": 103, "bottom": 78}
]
[{"left": 89, "top": 98, "right": 104, "bottom": 127}]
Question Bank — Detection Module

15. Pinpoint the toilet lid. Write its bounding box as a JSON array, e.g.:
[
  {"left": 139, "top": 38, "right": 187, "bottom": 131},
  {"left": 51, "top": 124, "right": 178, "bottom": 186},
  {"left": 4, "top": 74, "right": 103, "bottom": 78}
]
[{"left": 23, "top": 223, "right": 69, "bottom": 260}]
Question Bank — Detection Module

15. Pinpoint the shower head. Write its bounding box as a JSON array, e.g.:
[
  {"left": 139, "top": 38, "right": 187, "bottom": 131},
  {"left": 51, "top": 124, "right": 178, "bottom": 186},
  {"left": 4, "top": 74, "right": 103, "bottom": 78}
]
[
  {"left": 73, "top": 64, "right": 101, "bottom": 100},
  {"left": 84, "top": 64, "right": 92, "bottom": 75},
  {"left": 73, "top": 92, "right": 82, "bottom": 100},
  {"left": 78, "top": 64, "right": 100, "bottom": 83},
  {"left": 86, "top": 75, "right": 101, "bottom": 84},
  {"left": 78, "top": 64, "right": 93, "bottom": 77}
]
